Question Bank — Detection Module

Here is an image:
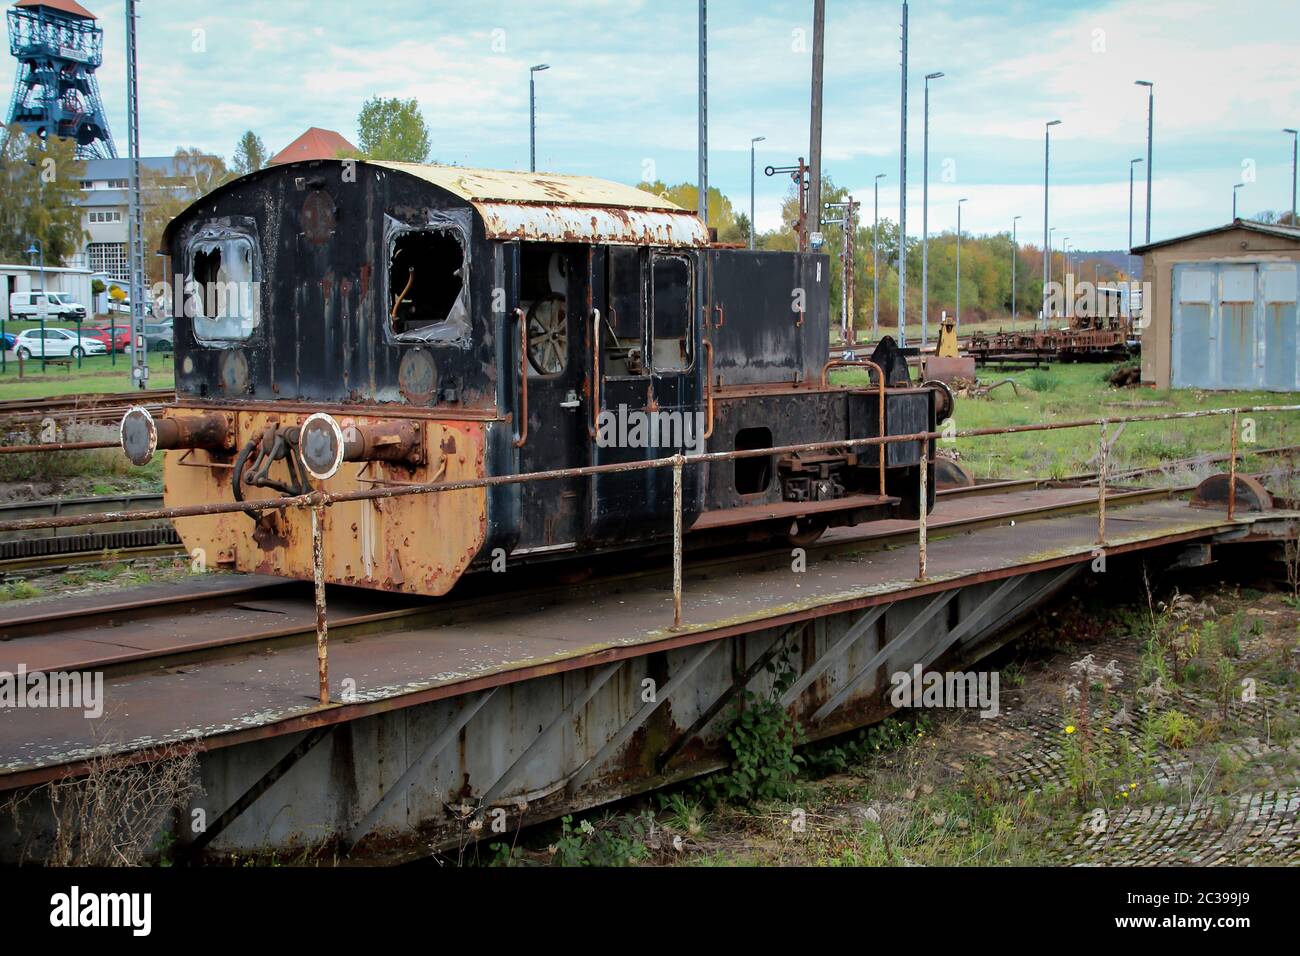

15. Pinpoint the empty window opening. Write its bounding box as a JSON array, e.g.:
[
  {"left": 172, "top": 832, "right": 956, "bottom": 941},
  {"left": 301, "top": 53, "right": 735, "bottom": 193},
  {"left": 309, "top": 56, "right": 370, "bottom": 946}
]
[
  {"left": 189, "top": 234, "right": 258, "bottom": 342},
  {"left": 389, "top": 230, "right": 464, "bottom": 335},
  {"left": 651, "top": 253, "right": 691, "bottom": 371},
  {"left": 604, "top": 247, "right": 646, "bottom": 376},
  {"left": 734, "top": 427, "right": 774, "bottom": 495}
]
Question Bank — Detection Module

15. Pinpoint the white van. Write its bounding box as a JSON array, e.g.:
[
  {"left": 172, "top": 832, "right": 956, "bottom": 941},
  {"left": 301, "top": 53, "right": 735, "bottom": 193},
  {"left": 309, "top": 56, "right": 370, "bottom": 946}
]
[{"left": 8, "top": 290, "right": 88, "bottom": 321}]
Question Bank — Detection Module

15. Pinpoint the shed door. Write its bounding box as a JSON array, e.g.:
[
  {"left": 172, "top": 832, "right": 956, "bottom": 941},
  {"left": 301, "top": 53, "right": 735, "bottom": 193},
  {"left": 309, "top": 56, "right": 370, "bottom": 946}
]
[
  {"left": 1172, "top": 261, "right": 1299, "bottom": 391},
  {"left": 1218, "top": 266, "right": 1256, "bottom": 389},
  {"left": 1171, "top": 266, "right": 1212, "bottom": 388},
  {"left": 1262, "top": 264, "right": 1298, "bottom": 389}
]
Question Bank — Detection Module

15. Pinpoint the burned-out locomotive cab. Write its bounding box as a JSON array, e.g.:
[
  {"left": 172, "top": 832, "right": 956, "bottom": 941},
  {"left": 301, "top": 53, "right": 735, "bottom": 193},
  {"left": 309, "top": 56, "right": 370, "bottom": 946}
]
[{"left": 122, "top": 159, "right": 944, "bottom": 596}]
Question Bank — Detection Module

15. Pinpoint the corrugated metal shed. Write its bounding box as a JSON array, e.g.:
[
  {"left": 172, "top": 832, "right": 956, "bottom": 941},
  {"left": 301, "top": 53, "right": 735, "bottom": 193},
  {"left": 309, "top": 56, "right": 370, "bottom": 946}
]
[
  {"left": 372, "top": 161, "right": 709, "bottom": 247},
  {"left": 1134, "top": 219, "right": 1300, "bottom": 390},
  {"left": 1132, "top": 219, "right": 1300, "bottom": 254}
]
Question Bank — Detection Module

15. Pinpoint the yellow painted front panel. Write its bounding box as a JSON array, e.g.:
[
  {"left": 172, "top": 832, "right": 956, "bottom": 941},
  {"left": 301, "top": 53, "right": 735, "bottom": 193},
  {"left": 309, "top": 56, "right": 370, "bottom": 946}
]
[{"left": 163, "top": 409, "right": 487, "bottom": 596}]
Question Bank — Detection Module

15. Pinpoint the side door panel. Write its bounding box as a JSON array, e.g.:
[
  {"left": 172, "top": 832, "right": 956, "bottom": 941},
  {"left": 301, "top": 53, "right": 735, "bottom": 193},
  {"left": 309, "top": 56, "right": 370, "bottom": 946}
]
[
  {"left": 515, "top": 244, "right": 589, "bottom": 550},
  {"left": 586, "top": 247, "right": 704, "bottom": 542}
]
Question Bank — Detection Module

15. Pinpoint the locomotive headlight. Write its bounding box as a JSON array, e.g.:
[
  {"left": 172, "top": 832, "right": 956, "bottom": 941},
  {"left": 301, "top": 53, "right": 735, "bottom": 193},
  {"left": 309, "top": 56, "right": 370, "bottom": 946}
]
[
  {"left": 120, "top": 405, "right": 158, "bottom": 466},
  {"left": 300, "top": 412, "right": 346, "bottom": 481}
]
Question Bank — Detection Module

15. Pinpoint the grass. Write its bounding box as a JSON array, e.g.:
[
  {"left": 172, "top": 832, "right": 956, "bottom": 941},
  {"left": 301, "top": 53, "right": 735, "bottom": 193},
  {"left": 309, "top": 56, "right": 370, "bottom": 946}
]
[
  {"left": 475, "top": 583, "right": 1299, "bottom": 867},
  {"left": 833, "top": 360, "right": 1300, "bottom": 481},
  {"left": 0, "top": 317, "right": 173, "bottom": 399},
  {"left": 0, "top": 353, "right": 173, "bottom": 399},
  {"left": 0, "top": 439, "right": 161, "bottom": 485}
]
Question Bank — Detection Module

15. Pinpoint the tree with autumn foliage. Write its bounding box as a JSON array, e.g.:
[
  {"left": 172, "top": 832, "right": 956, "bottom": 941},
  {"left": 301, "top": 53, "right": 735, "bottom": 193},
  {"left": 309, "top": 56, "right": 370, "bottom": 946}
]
[{"left": 0, "top": 126, "right": 87, "bottom": 265}]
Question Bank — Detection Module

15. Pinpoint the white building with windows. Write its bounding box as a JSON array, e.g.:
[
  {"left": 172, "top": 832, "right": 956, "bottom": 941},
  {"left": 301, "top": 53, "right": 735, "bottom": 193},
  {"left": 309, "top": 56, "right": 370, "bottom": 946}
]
[{"left": 76, "top": 156, "right": 181, "bottom": 280}]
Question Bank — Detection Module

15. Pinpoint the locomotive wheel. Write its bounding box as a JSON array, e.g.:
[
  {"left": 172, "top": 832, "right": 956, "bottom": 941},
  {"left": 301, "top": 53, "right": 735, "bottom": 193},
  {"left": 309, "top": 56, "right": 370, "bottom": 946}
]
[
  {"left": 527, "top": 294, "right": 567, "bottom": 375},
  {"left": 554, "top": 562, "right": 594, "bottom": 585},
  {"left": 1190, "top": 473, "right": 1273, "bottom": 512},
  {"left": 934, "top": 458, "right": 975, "bottom": 490},
  {"left": 786, "top": 516, "right": 827, "bottom": 547}
]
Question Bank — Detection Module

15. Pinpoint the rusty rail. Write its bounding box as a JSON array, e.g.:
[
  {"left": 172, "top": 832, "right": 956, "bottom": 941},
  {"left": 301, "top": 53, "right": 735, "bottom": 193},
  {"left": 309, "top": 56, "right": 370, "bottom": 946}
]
[
  {"left": 3, "top": 403, "right": 1298, "bottom": 534},
  {"left": 702, "top": 340, "right": 715, "bottom": 440},
  {"left": 2, "top": 401, "right": 1295, "bottom": 706},
  {"left": 0, "top": 439, "right": 119, "bottom": 454},
  {"left": 1097, "top": 421, "right": 1108, "bottom": 545},
  {"left": 821, "top": 358, "right": 886, "bottom": 496},
  {"left": 588, "top": 308, "right": 601, "bottom": 440},
  {"left": 1228, "top": 411, "right": 1239, "bottom": 520},
  {"left": 512, "top": 307, "right": 528, "bottom": 449}
]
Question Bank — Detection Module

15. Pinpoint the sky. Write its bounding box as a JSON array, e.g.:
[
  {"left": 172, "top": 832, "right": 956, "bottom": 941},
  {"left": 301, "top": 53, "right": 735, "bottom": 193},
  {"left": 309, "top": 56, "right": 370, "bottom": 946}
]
[{"left": 27, "top": 0, "right": 1300, "bottom": 251}]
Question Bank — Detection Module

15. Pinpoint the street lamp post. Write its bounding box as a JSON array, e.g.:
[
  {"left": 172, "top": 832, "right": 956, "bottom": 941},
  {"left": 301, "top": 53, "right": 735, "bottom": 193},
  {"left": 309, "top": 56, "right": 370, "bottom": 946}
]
[
  {"left": 1011, "top": 214, "right": 1022, "bottom": 330},
  {"left": 955, "top": 198, "right": 968, "bottom": 331},
  {"left": 1136, "top": 80, "right": 1153, "bottom": 242},
  {"left": 873, "top": 173, "right": 885, "bottom": 339},
  {"left": 749, "top": 135, "right": 765, "bottom": 250},
  {"left": 1062, "top": 237, "right": 1071, "bottom": 317},
  {"left": 529, "top": 63, "right": 550, "bottom": 173},
  {"left": 1043, "top": 119, "right": 1061, "bottom": 329},
  {"left": 922, "top": 70, "right": 943, "bottom": 348},
  {"left": 25, "top": 241, "right": 46, "bottom": 372},
  {"left": 1048, "top": 226, "right": 1057, "bottom": 321},
  {"left": 1233, "top": 182, "right": 1245, "bottom": 220},
  {"left": 897, "top": 0, "right": 909, "bottom": 346},
  {"left": 1284, "top": 129, "right": 1298, "bottom": 225},
  {"left": 1128, "top": 157, "right": 1143, "bottom": 255}
]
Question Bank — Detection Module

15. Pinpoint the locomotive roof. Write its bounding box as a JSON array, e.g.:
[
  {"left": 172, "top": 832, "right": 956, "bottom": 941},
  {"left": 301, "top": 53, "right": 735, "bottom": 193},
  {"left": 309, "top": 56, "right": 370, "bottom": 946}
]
[
  {"left": 164, "top": 160, "right": 711, "bottom": 249},
  {"left": 371, "top": 161, "right": 711, "bottom": 247}
]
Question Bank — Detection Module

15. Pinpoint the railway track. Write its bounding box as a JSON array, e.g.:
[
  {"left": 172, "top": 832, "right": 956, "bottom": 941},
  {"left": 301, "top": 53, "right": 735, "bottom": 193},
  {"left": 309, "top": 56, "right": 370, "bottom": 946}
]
[
  {"left": 0, "top": 492, "right": 175, "bottom": 573},
  {"left": 0, "top": 388, "right": 172, "bottom": 429},
  {"left": 0, "top": 471, "right": 1259, "bottom": 679}
]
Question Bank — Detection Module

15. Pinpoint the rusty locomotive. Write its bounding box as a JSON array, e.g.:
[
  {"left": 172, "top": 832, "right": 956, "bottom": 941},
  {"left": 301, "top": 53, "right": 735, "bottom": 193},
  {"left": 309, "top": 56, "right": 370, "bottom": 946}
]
[{"left": 119, "top": 160, "right": 950, "bottom": 596}]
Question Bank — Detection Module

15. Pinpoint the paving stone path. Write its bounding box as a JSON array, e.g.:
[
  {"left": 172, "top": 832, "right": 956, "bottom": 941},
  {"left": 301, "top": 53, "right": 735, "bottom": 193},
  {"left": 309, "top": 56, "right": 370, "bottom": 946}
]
[{"left": 952, "top": 604, "right": 1299, "bottom": 865}]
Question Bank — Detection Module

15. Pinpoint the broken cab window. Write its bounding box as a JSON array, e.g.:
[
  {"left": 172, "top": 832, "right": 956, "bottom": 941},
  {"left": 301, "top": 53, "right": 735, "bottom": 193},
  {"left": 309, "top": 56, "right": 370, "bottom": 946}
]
[
  {"left": 651, "top": 252, "right": 691, "bottom": 371},
  {"left": 604, "top": 246, "right": 646, "bottom": 376},
  {"left": 188, "top": 234, "right": 259, "bottom": 342},
  {"left": 522, "top": 248, "right": 569, "bottom": 376},
  {"left": 389, "top": 229, "right": 466, "bottom": 337}
]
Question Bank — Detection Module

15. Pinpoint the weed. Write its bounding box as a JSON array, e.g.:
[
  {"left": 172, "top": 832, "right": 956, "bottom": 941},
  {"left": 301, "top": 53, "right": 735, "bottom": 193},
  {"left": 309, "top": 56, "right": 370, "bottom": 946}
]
[
  {"left": 1157, "top": 710, "right": 1199, "bottom": 749},
  {"left": 656, "top": 792, "right": 708, "bottom": 838},
  {"left": 0, "top": 580, "right": 41, "bottom": 601},
  {"left": 1024, "top": 370, "right": 1059, "bottom": 393},
  {"left": 549, "top": 813, "right": 652, "bottom": 867},
  {"left": 700, "top": 645, "right": 805, "bottom": 804}
]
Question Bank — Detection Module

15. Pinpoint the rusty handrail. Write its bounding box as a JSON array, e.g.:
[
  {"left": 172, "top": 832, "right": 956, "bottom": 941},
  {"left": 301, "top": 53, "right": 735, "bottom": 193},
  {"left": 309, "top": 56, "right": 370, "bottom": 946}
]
[
  {"left": 0, "top": 439, "right": 118, "bottom": 454},
  {"left": 588, "top": 308, "right": 601, "bottom": 440},
  {"left": 821, "top": 358, "right": 886, "bottom": 497},
  {"left": 703, "top": 340, "right": 715, "bottom": 440},
  {"left": 7, "top": 402, "right": 1298, "bottom": 534},
  {"left": 512, "top": 307, "right": 528, "bottom": 449},
  {"left": 5, "top": 400, "right": 1296, "bottom": 708}
]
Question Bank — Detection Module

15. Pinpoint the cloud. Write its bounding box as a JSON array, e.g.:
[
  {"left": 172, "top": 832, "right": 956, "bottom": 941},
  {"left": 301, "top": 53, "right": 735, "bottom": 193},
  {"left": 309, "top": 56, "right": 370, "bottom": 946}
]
[{"left": 53, "top": 0, "right": 1299, "bottom": 248}]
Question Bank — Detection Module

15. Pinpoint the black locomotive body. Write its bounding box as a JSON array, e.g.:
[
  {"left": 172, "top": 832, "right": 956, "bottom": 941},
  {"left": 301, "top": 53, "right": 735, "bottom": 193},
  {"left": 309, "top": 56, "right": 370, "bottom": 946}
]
[{"left": 122, "top": 160, "right": 941, "bottom": 595}]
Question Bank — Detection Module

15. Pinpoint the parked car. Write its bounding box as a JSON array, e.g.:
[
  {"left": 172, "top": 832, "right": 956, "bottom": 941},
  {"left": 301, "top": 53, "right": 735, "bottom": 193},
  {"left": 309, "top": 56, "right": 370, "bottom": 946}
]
[
  {"left": 8, "top": 291, "right": 87, "bottom": 321},
  {"left": 141, "top": 319, "right": 174, "bottom": 353},
  {"left": 0, "top": 332, "right": 14, "bottom": 351},
  {"left": 84, "top": 323, "right": 132, "bottom": 353},
  {"left": 8, "top": 327, "right": 107, "bottom": 360}
]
